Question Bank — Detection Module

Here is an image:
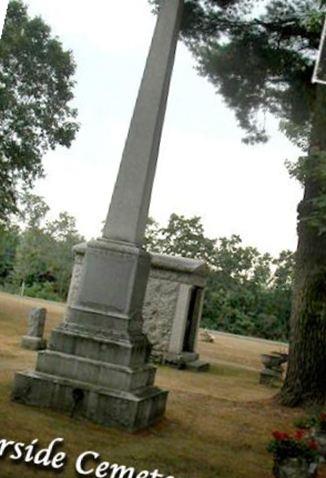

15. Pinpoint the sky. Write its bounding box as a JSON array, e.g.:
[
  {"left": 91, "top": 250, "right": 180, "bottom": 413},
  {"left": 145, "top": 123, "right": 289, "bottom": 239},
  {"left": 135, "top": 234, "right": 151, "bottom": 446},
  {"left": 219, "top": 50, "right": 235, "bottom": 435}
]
[
  {"left": 22, "top": 0, "right": 303, "bottom": 256},
  {"left": 0, "top": 0, "right": 9, "bottom": 37}
]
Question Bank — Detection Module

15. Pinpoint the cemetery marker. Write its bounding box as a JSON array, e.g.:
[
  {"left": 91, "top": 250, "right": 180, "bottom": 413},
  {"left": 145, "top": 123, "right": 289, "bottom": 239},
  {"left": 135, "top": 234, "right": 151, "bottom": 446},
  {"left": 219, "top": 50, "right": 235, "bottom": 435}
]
[{"left": 12, "top": 0, "right": 185, "bottom": 432}]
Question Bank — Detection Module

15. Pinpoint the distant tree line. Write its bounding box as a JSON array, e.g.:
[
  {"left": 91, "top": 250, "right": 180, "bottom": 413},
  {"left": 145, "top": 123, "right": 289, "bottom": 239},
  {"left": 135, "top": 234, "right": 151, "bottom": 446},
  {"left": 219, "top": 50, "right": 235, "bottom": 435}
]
[
  {"left": 0, "top": 193, "right": 84, "bottom": 301},
  {"left": 0, "top": 198, "right": 293, "bottom": 341}
]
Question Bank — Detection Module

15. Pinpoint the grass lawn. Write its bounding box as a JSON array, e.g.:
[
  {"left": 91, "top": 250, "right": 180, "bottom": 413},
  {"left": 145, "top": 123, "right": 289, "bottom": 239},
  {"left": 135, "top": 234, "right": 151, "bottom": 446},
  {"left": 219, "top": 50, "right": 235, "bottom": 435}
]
[{"left": 0, "top": 291, "right": 324, "bottom": 478}]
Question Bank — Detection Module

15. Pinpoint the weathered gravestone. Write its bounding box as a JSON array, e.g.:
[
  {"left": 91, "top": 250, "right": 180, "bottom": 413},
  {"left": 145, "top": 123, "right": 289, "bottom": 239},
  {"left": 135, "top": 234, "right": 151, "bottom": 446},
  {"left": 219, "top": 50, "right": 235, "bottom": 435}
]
[
  {"left": 199, "top": 329, "right": 215, "bottom": 344},
  {"left": 12, "top": 0, "right": 185, "bottom": 432},
  {"left": 21, "top": 308, "right": 47, "bottom": 351},
  {"left": 260, "top": 352, "right": 288, "bottom": 386}
]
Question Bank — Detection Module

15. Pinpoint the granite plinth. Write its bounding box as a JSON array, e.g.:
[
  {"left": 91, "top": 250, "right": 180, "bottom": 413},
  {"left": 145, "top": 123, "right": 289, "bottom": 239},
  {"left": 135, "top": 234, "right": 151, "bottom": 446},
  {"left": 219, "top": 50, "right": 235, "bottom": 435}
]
[
  {"left": 12, "top": 239, "right": 168, "bottom": 431},
  {"left": 13, "top": 371, "right": 167, "bottom": 432}
]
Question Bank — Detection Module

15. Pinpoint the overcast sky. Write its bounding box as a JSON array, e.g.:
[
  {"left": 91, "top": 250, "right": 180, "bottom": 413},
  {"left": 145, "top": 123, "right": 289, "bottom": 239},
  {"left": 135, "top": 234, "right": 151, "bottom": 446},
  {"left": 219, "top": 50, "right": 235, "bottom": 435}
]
[{"left": 22, "top": 0, "right": 303, "bottom": 256}]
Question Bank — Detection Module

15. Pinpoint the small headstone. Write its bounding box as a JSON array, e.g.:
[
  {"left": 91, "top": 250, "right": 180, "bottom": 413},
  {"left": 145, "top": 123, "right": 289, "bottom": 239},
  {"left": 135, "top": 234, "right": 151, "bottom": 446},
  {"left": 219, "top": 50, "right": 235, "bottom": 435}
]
[
  {"left": 21, "top": 308, "right": 47, "bottom": 351},
  {"left": 259, "top": 367, "right": 282, "bottom": 386},
  {"left": 259, "top": 353, "right": 286, "bottom": 386},
  {"left": 199, "top": 329, "right": 215, "bottom": 343}
]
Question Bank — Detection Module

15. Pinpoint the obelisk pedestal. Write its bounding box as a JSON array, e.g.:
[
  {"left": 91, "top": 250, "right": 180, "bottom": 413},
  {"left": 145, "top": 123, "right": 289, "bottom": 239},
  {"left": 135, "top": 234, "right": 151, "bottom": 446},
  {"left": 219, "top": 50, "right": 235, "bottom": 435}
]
[{"left": 12, "top": 0, "right": 184, "bottom": 432}]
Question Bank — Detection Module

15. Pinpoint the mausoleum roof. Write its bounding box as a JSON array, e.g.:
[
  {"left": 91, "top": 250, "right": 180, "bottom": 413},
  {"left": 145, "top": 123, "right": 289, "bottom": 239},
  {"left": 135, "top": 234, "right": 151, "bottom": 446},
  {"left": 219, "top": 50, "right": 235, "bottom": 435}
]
[{"left": 150, "top": 253, "right": 209, "bottom": 276}]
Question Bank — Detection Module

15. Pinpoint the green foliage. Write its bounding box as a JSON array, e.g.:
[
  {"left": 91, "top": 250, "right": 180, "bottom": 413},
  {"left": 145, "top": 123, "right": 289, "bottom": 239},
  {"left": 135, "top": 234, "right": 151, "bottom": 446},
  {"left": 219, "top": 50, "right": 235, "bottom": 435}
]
[
  {"left": 0, "top": 224, "right": 19, "bottom": 284},
  {"left": 145, "top": 213, "right": 216, "bottom": 261},
  {"left": 0, "top": 1, "right": 79, "bottom": 222},
  {"left": 145, "top": 214, "right": 293, "bottom": 340},
  {"left": 8, "top": 193, "right": 84, "bottom": 301},
  {"left": 286, "top": 151, "right": 326, "bottom": 234},
  {"left": 285, "top": 155, "right": 308, "bottom": 184},
  {"left": 293, "top": 412, "right": 326, "bottom": 433},
  {"left": 143, "top": 217, "right": 161, "bottom": 252},
  {"left": 22, "top": 282, "right": 61, "bottom": 301},
  {"left": 188, "top": 1, "right": 322, "bottom": 146},
  {"left": 151, "top": 0, "right": 323, "bottom": 146},
  {"left": 203, "top": 244, "right": 293, "bottom": 340},
  {"left": 293, "top": 415, "right": 318, "bottom": 430}
]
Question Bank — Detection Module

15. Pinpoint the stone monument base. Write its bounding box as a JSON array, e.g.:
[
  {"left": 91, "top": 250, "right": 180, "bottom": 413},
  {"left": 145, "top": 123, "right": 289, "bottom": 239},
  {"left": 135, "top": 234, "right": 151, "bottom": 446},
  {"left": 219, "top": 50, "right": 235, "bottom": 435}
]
[
  {"left": 12, "top": 238, "right": 168, "bottom": 432},
  {"left": 13, "top": 370, "right": 167, "bottom": 432}
]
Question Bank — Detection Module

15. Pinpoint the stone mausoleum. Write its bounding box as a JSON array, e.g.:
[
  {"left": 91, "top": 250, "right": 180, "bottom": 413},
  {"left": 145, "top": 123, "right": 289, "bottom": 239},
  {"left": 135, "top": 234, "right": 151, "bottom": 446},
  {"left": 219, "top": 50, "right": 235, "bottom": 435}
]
[
  {"left": 143, "top": 254, "right": 209, "bottom": 370},
  {"left": 68, "top": 245, "right": 209, "bottom": 371}
]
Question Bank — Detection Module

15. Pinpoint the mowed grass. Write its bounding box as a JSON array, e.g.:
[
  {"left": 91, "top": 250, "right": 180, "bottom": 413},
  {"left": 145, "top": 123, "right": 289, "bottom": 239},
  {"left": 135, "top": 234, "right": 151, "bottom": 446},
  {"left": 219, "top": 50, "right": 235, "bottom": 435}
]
[{"left": 0, "top": 291, "right": 321, "bottom": 478}]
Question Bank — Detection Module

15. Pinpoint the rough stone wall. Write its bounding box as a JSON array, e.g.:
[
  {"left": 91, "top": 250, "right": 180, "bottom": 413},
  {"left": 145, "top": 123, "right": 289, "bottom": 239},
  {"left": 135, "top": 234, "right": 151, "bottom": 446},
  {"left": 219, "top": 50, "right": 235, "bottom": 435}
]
[{"left": 143, "top": 277, "right": 179, "bottom": 358}]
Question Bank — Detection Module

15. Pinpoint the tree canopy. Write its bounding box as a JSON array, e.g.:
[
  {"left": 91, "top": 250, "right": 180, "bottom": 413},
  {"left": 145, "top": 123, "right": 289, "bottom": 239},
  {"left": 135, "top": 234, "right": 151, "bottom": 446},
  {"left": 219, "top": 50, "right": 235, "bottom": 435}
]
[
  {"left": 1, "top": 192, "right": 84, "bottom": 301},
  {"left": 152, "top": 0, "right": 323, "bottom": 148},
  {"left": 0, "top": 0, "right": 79, "bottom": 222},
  {"left": 150, "top": 0, "right": 326, "bottom": 405}
]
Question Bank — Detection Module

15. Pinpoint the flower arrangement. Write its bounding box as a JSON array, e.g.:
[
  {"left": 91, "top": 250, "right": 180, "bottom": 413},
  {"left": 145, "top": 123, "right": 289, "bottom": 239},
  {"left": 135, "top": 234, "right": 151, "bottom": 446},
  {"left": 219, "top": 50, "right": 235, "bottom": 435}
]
[{"left": 267, "top": 430, "right": 319, "bottom": 464}]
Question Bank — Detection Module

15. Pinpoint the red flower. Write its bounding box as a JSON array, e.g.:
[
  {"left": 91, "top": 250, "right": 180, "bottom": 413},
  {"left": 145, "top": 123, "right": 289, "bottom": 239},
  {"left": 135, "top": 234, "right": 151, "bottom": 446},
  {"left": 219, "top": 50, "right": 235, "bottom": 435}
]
[
  {"left": 272, "top": 431, "right": 290, "bottom": 441},
  {"left": 320, "top": 413, "right": 326, "bottom": 422},
  {"left": 308, "top": 440, "right": 318, "bottom": 450},
  {"left": 294, "top": 430, "right": 305, "bottom": 440}
]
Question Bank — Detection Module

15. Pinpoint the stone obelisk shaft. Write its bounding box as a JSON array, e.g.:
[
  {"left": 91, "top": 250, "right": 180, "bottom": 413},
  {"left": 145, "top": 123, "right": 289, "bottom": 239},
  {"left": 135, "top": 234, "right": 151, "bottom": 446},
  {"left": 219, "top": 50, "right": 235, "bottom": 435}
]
[
  {"left": 103, "top": 0, "right": 184, "bottom": 245},
  {"left": 12, "top": 0, "right": 184, "bottom": 432}
]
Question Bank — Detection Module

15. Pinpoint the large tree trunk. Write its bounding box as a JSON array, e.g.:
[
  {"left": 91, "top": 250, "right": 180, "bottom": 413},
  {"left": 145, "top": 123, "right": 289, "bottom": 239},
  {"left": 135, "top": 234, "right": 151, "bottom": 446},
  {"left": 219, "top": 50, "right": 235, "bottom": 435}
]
[{"left": 281, "top": 86, "right": 326, "bottom": 407}]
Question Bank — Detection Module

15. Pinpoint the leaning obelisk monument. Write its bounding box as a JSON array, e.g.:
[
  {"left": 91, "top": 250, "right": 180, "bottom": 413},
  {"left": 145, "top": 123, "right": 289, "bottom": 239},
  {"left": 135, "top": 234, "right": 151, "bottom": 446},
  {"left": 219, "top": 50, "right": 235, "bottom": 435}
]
[{"left": 12, "top": 0, "right": 184, "bottom": 431}]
